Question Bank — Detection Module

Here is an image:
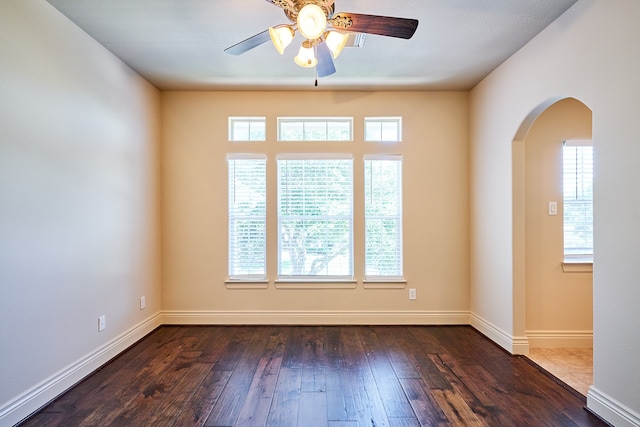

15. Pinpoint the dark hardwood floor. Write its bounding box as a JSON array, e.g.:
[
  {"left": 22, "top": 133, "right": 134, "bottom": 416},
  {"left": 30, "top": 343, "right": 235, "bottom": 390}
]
[{"left": 20, "top": 325, "right": 609, "bottom": 426}]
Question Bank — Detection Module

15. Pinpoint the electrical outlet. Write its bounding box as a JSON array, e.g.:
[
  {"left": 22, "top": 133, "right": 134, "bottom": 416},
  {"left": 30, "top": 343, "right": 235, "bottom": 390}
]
[
  {"left": 409, "top": 288, "right": 417, "bottom": 300},
  {"left": 98, "top": 315, "right": 106, "bottom": 332},
  {"left": 140, "top": 296, "right": 146, "bottom": 310}
]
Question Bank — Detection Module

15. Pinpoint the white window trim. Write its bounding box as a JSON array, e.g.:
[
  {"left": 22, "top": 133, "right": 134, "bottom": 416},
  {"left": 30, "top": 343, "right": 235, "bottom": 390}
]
[
  {"left": 562, "top": 139, "right": 593, "bottom": 270},
  {"left": 364, "top": 116, "right": 403, "bottom": 142},
  {"left": 363, "top": 154, "right": 404, "bottom": 281},
  {"left": 277, "top": 117, "right": 354, "bottom": 141},
  {"left": 228, "top": 116, "right": 266, "bottom": 141},
  {"left": 276, "top": 154, "right": 354, "bottom": 281},
  {"left": 227, "top": 154, "right": 267, "bottom": 281}
]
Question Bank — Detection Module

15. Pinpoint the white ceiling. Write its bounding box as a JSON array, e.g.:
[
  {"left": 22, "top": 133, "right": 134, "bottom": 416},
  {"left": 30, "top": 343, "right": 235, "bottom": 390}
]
[{"left": 46, "top": 0, "right": 578, "bottom": 91}]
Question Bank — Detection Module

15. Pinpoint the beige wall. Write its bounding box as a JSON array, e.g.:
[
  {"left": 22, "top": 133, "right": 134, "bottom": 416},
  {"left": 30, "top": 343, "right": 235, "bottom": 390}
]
[
  {"left": 0, "top": 1, "right": 161, "bottom": 424},
  {"left": 470, "top": 0, "right": 640, "bottom": 424},
  {"left": 523, "top": 98, "right": 593, "bottom": 346},
  {"left": 161, "top": 91, "right": 470, "bottom": 323}
]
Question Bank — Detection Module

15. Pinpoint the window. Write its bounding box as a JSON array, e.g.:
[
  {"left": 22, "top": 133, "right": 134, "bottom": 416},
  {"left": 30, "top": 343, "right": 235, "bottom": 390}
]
[
  {"left": 364, "top": 156, "right": 403, "bottom": 278},
  {"left": 563, "top": 140, "right": 593, "bottom": 259},
  {"left": 277, "top": 155, "right": 353, "bottom": 278},
  {"left": 229, "top": 117, "right": 266, "bottom": 141},
  {"left": 278, "top": 117, "right": 352, "bottom": 141},
  {"left": 365, "top": 117, "right": 402, "bottom": 142},
  {"left": 228, "top": 155, "right": 266, "bottom": 279}
]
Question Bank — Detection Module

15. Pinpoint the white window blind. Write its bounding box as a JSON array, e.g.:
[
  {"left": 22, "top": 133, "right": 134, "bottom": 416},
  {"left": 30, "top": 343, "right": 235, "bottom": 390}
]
[
  {"left": 364, "top": 156, "right": 403, "bottom": 278},
  {"left": 277, "top": 155, "right": 353, "bottom": 278},
  {"left": 563, "top": 140, "right": 593, "bottom": 258},
  {"left": 229, "top": 117, "right": 266, "bottom": 141},
  {"left": 365, "top": 117, "right": 402, "bottom": 142},
  {"left": 277, "top": 117, "right": 352, "bottom": 141},
  {"left": 228, "top": 155, "right": 267, "bottom": 279}
]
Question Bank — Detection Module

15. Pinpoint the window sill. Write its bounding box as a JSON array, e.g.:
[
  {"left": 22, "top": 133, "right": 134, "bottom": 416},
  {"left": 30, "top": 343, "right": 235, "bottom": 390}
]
[
  {"left": 363, "top": 279, "right": 407, "bottom": 289},
  {"left": 275, "top": 279, "right": 357, "bottom": 290},
  {"left": 225, "top": 280, "right": 269, "bottom": 290},
  {"left": 562, "top": 258, "right": 593, "bottom": 273}
]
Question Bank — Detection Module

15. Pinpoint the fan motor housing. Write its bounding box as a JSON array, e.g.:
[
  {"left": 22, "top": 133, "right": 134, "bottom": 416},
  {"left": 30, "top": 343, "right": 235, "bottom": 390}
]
[{"left": 278, "top": 0, "right": 335, "bottom": 22}]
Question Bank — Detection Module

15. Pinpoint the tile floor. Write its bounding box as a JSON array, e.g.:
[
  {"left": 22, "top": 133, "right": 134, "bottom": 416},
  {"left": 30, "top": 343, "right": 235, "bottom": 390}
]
[{"left": 527, "top": 348, "right": 593, "bottom": 396}]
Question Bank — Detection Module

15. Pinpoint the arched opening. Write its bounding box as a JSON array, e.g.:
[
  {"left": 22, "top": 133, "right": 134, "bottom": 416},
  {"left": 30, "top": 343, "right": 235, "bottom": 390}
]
[{"left": 513, "top": 97, "right": 593, "bottom": 395}]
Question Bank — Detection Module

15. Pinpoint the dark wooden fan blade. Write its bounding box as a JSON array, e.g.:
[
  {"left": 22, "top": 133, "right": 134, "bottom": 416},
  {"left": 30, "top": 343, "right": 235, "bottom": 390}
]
[
  {"left": 316, "top": 42, "right": 336, "bottom": 78},
  {"left": 331, "top": 13, "right": 418, "bottom": 39},
  {"left": 224, "top": 29, "right": 271, "bottom": 55}
]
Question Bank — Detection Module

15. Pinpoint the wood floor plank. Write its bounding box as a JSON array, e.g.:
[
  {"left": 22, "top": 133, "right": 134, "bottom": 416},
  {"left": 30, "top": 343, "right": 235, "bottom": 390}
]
[
  {"left": 359, "top": 326, "right": 415, "bottom": 419},
  {"left": 235, "top": 355, "right": 284, "bottom": 427},
  {"left": 319, "top": 327, "right": 353, "bottom": 422},
  {"left": 300, "top": 326, "right": 327, "bottom": 393},
  {"left": 373, "top": 326, "right": 421, "bottom": 378},
  {"left": 266, "top": 366, "right": 302, "bottom": 426},
  {"left": 171, "top": 369, "right": 233, "bottom": 427},
  {"left": 430, "top": 389, "right": 486, "bottom": 427},
  {"left": 339, "top": 326, "right": 392, "bottom": 427},
  {"left": 429, "top": 353, "right": 507, "bottom": 426},
  {"left": 146, "top": 361, "right": 214, "bottom": 426},
  {"left": 235, "top": 329, "right": 287, "bottom": 427},
  {"left": 398, "top": 378, "right": 448, "bottom": 427},
  {"left": 297, "top": 392, "right": 329, "bottom": 427},
  {"left": 205, "top": 328, "right": 272, "bottom": 426}
]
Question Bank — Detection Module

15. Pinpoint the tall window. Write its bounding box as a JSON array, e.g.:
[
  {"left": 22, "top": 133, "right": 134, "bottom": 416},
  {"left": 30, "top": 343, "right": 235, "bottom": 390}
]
[
  {"left": 277, "top": 155, "right": 353, "bottom": 278},
  {"left": 228, "top": 155, "right": 266, "bottom": 278},
  {"left": 563, "top": 140, "right": 593, "bottom": 259},
  {"left": 364, "top": 156, "right": 403, "bottom": 278}
]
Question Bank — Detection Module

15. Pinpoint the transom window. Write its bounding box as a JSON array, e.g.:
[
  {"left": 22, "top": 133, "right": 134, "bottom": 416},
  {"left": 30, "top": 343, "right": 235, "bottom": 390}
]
[
  {"left": 229, "top": 117, "right": 266, "bottom": 141},
  {"left": 563, "top": 139, "right": 593, "bottom": 259},
  {"left": 365, "top": 117, "right": 402, "bottom": 142},
  {"left": 278, "top": 117, "right": 353, "bottom": 141}
]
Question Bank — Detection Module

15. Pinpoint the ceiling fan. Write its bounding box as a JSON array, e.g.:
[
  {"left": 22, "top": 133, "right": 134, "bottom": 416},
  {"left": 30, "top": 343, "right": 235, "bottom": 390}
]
[{"left": 224, "top": 0, "right": 419, "bottom": 78}]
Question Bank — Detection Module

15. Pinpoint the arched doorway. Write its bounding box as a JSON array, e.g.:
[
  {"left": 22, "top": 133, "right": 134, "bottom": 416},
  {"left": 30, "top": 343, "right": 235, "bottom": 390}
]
[{"left": 513, "top": 97, "right": 593, "bottom": 395}]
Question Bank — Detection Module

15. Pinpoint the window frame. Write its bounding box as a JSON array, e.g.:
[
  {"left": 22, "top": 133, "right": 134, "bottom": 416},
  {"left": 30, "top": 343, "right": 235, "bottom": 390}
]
[
  {"left": 228, "top": 117, "right": 266, "bottom": 142},
  {"left": 277, "top": 117, "right": 353, "bottom": 142},
  {"left": 227, "top": 154, "right": 267, "bottom": 280},
  {"left": 364, "top": 155, "right": 404, "bottom": 280},
  {"left": 276, "top": 153, "right": 354, "bottom": 280},
  {"left": 562, "top": 139, "right": 593, "bottom": 264},
  {"left": 364, "top": 117, "right": 403, "bottom": 142}
]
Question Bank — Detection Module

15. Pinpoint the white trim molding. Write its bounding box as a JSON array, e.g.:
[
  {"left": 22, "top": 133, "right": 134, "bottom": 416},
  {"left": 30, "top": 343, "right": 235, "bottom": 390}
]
[
  {"left": 587, "top": 386, "right": 640, "bottom": 427},
  {"left": 0, "top": 313, "right": 163, "bottom": 427},
  {"left": 161, "top": 310, "right": 470, "bottom": 326},
  {"left": 469, "top": 312, "right": 530, "bottom": 355},
  {"left": 526, "top": 330, "right": 593, "bottom": 348}
]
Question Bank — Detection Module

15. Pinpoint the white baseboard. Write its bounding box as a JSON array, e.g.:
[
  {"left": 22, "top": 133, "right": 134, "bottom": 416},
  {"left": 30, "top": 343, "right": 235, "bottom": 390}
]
[
  {"left": 0, "top": 313, "right": 162, "bottom": 427},
  {"left": 469, "top": 312, "right": 530, "bottom": 355},
  {"left": 160, "top": 309, "right": 470, "bottom": 326},
  {"left": 587, "top": 386, "right": 640, "bottom": 427},
  {"left": 526, "top": 330, "right": 593, "bottom": 348}
]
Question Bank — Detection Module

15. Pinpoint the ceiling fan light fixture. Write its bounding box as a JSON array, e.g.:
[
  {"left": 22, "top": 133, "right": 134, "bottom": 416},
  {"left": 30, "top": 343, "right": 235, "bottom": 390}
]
[
  {"left": 294, "top": 40, "right": 318, "bottom": 68},
  {"left": 324, "top": 31, "right": 348, "bottom": 58},
  {"left": 297, "top": 4, "right": 327, "bottom": 40},
  {"left": 269, "top": 25, "right": 295, "bottom": 55}
]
